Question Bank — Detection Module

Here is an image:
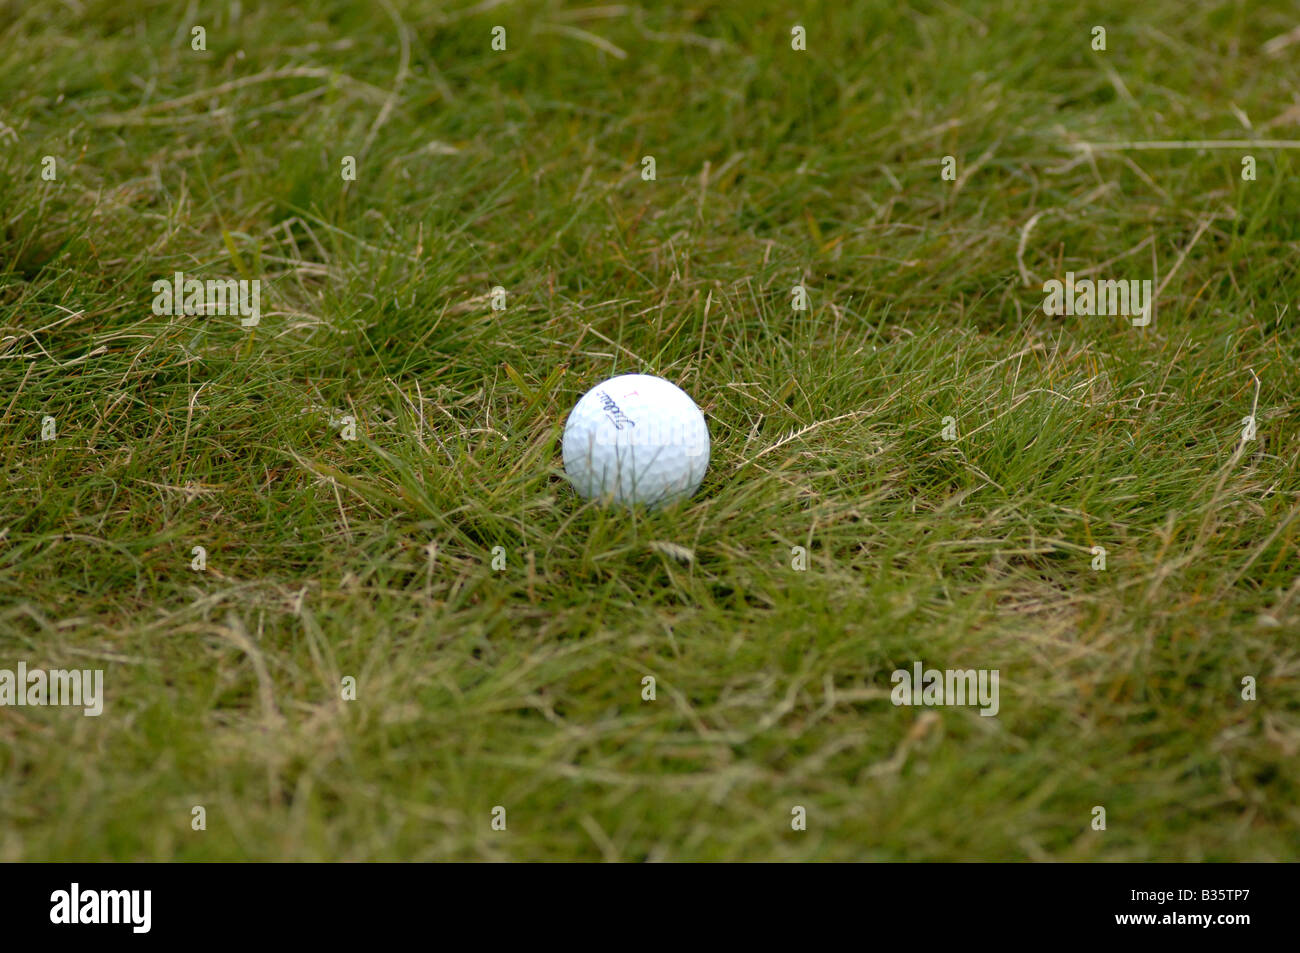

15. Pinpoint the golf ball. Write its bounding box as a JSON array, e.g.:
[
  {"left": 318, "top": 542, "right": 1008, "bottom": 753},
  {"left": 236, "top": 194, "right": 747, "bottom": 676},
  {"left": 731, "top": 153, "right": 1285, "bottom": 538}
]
[{"left": 562, "top": 373, "right": 710, "bottom": 507}]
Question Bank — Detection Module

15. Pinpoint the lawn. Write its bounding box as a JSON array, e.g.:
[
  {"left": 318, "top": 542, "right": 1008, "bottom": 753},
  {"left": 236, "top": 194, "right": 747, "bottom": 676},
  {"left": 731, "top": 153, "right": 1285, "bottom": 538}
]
[{"left": 1, "top": 0, "right": 1297, "bottom": 861}]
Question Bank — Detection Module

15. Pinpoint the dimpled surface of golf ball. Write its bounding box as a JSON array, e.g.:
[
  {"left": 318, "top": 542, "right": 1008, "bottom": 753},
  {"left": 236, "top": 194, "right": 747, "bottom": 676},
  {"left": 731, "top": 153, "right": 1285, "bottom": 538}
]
[{"left": 562, "top": 374, "right": 710, "bottom": 507}]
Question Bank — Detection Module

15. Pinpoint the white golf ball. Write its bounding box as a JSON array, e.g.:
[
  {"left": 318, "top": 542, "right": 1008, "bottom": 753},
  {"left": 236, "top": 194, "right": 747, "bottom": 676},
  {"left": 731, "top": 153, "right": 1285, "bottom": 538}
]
[{"left": 562, "top": 373, "right": 710, "bottom": 507}]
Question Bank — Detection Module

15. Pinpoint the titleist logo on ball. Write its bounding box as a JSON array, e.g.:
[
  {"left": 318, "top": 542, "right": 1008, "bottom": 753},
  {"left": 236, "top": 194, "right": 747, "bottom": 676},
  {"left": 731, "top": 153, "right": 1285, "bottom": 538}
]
[{"left": 597, "top": 391, "right": 636, "bottom": 430}]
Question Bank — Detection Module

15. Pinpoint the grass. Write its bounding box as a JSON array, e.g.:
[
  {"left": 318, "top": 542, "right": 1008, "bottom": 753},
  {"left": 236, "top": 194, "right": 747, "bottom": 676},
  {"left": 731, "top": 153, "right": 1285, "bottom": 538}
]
[{"left": 1, "top": 0, "right": 1298, "bottom": 861}]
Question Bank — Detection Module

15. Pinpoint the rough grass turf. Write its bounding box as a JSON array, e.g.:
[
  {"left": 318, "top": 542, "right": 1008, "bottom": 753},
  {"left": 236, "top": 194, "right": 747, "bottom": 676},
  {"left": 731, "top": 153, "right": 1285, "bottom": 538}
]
[{"left": 1, "top": 0, "right": 1298, "bottom": 860}]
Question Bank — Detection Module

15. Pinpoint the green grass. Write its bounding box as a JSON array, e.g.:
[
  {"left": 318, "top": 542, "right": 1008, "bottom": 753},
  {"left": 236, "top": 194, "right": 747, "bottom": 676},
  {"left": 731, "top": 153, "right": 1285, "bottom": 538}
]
[{"left": 1, "top": 0, "right": 1298, "bottom": 861}]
